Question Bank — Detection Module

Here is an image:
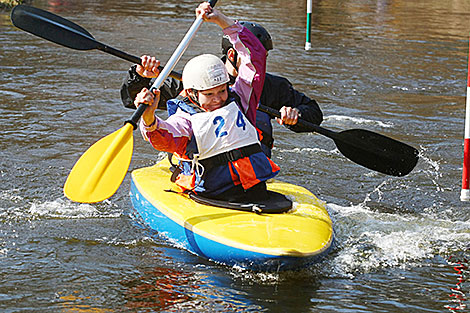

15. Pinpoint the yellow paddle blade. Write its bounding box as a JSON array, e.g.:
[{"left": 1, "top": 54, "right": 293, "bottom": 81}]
[{"left": 64, "top": 123, "right": 134, "bottom": 203}]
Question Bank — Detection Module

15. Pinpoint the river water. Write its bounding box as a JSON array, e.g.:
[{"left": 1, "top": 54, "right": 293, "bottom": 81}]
[{"left": 1, "top": 0, "right": 469, "bottom": 311}]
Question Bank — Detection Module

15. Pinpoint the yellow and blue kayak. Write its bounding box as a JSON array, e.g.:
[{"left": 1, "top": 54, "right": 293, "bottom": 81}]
[{"left": 130, "top": 159, "right": 334, "bottom": 271}]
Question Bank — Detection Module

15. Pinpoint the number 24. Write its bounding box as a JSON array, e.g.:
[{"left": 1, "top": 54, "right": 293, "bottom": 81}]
[{"left": 213, "top": 112, "right": 247, "bottom": 138}]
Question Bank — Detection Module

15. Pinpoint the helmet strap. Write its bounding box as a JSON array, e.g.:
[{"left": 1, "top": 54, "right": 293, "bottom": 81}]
[{"left": 188, "top": 89, "right": 200, "bottom": 107}]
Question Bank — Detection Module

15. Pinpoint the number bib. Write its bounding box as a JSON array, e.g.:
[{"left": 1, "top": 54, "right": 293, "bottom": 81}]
[{"left": 190, "top": 101, "right": 260, "bottom": 160}]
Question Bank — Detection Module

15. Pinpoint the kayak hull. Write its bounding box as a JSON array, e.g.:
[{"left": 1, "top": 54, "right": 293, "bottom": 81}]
[{"left": 130, "top": 159, "right": 334, "bottom": 271}]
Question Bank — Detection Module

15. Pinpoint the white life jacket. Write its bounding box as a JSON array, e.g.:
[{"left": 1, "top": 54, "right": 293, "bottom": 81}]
[{"left": 190, "top": 101, "right": 260, "bottom": 161}]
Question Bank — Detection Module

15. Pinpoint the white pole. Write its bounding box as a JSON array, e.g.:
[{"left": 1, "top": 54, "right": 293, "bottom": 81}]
[
  {"left": 461, "top": 37, "right": 470, "bottom": 201},
  {"left": 305, "top": 0, "right": 312, "bottom": 50}
]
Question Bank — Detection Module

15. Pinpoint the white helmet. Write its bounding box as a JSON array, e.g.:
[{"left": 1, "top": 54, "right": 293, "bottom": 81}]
[{"left": 182, "top": 54, "right": 230, "bottom": 91}]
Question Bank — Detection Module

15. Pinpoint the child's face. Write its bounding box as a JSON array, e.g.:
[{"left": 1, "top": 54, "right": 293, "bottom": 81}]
[{"left": 197, "top": 84, "right": 228, "bottom": 112}]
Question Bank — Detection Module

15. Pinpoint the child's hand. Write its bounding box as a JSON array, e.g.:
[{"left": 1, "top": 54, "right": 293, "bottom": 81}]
[
  {"left": 195, "top": 2, "right": 234, "bottom": 29},
  {"left": 136, "top": 55, "right": 160, "bottom": 78},
  {"left": 276, "top": 107, "right": 300, "bottom": 126},
  {"left": 196, "top": 2, "right": 214, "bottom": 21},
  {"left": 134, "top": 88, "right": 161, "bottom": 126}
]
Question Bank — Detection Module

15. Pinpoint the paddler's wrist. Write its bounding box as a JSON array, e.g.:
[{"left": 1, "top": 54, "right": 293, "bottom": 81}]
[
  {"left": 143, "top": 116, "right": 156, "bottom": 128},
  {"left": 219, "top": 19, "right": 235, "bottom": 30},
  {"left": 213, "top": 12, "right": 235, "bottom": 29}
]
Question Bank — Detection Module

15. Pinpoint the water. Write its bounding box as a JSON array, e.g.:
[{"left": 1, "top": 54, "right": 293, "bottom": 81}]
[{"left": 1, "top": 0, "right": 469, "bottom": 311}]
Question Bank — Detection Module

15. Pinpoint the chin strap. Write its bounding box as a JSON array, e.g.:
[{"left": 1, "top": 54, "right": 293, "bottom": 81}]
[{"left": 187, "top": 89, "right": 201, "bottom": 107}]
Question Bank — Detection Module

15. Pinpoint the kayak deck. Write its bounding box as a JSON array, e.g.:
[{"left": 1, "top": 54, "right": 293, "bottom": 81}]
[{"left": 130, "top": 159, "right": 334, "bottom": 271}]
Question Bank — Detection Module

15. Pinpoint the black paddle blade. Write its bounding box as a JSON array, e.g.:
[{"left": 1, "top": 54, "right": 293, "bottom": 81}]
[
  {"left": 11, "top": 5, "right": 99, "bottom": 50},
  {"left": 333, "top": 129, "right": 419, "bottom": 177}
]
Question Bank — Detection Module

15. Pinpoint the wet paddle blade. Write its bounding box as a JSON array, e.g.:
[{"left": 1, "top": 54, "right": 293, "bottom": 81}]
[
  {"left": 11, "top": 5, "right": 100, "bottom": 50},
  {"left": 64, "top": 124, "right": 134, "bottom": 203},
  {"left": 333, "top": 129, "right": 419, "bottom": 177}
]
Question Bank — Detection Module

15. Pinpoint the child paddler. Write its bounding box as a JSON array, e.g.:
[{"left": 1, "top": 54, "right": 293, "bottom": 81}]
[
  {"left": 121, "top": 22, "right": 323, "bottom": 159},
  {"left": 134, "top": 2, "right": 280, "bottom": 202}
]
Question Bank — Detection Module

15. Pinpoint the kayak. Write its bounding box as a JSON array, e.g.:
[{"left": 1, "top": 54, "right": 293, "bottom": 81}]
[{"left": 130, "top": 158, "right": 334, "bottom": 271}]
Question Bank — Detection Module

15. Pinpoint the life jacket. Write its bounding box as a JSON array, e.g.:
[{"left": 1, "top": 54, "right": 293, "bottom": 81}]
[
  {"left": 256, "top": 111, "right": 274, "bottom": 158},
  {"left": 166, "top": 91, "right": 279, "bottom": 197},
  {"left": 191, "top": 101, "right": 259, "bottom": 159},
  {"left": 228, "top": 71, "right": 274, "bottom": 157}
]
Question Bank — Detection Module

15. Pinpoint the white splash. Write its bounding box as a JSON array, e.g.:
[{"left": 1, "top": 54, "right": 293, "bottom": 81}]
[
  {"left": 0, "top": 189, "right": 24, "bottom": 203},
  {"left": 325, "top": 115, "right": 393, "bottom": 128},
  {"left": 28, "top": 198, "right": 121, "bottom": 219},
  {"left": 392, "top": 85, "right": 430, "bottom": 92},
  {"left": 277, "top": 147, "right": 339, "bottom": 156},
  {"left": 89, "top": 236, "right": 156, "bottom": 247},
  {"left": 326, "top": 202, "right": 470, "bottom": 277}
]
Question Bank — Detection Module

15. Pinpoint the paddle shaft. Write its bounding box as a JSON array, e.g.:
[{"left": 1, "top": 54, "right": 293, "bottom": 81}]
[
  {"left": 94, "top": 39, "right": 182, "bottom": 81},
  {"left": 127, "top": 0, "right": 218, "bottom": 126},
  {"left": 258, "top": 104, "right": 338, "bottom": 139},
  {"left": 258, "top": 104, "right": 419, "bottom": 176}
]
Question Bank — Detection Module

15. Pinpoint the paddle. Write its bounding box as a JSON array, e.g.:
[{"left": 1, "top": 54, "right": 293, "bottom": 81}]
[
  {"left": 258, "top": 105, "right": 419, "bottom": 177},
  {"left": 10, "top": 4, "right": 182, "bottom": 81},
  {"left": 62, "top": 0, "right": 218, "bottom": 203},
  {"left": 11, "top": 4, "right": 418, "bottom": 180}
]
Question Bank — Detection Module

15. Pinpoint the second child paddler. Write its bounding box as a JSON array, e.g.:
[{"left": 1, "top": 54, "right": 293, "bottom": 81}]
[{"left": 134, "top": 2, "right": 280, "bottom": 202}]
